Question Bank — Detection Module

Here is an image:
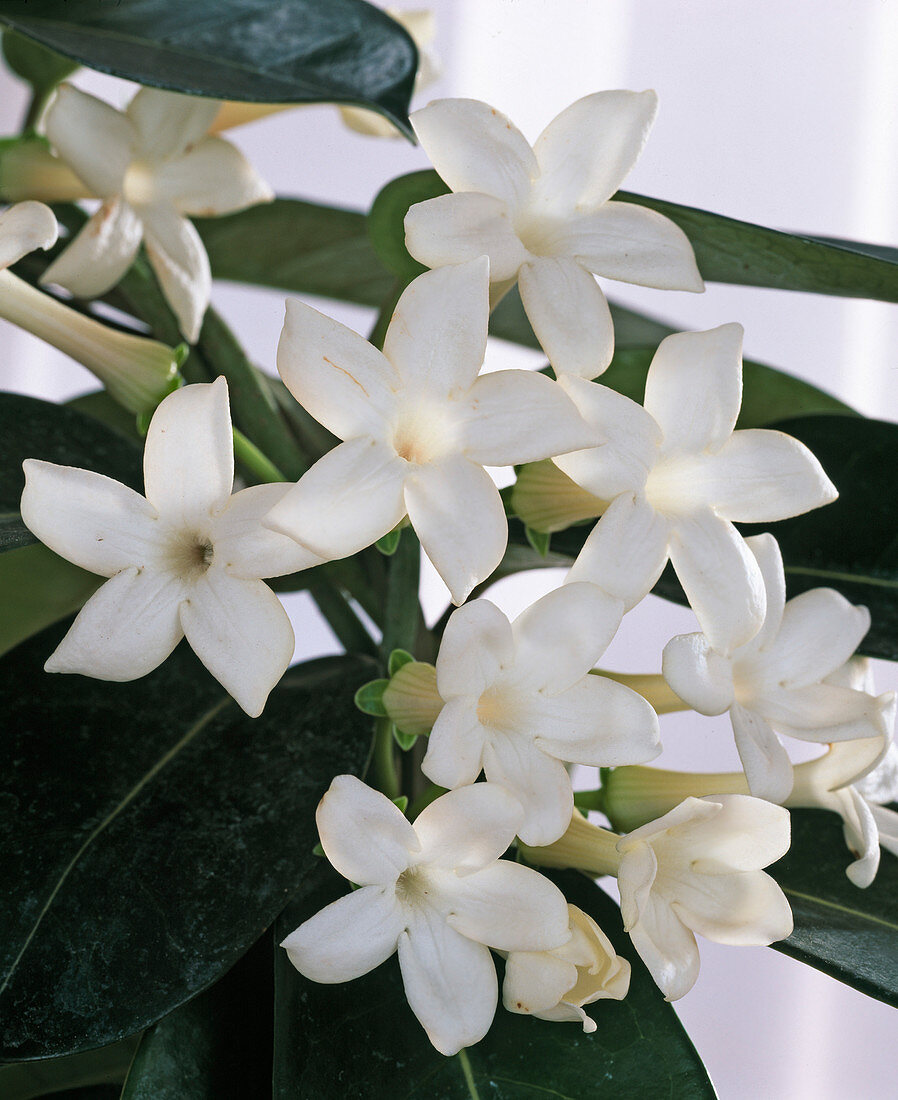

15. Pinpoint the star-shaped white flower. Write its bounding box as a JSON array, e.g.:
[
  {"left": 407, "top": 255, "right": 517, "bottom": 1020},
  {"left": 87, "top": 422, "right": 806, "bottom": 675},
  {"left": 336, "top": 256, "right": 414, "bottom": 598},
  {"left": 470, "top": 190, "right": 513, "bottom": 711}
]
[
  {"left": 663, "top": 534, "right": 894, "bottom": 803},
  {"left": 281, "top": 775, "right": 571, "bottom": 1056},
  {"left": 404, "top": 91, "right": 703, "bottom": 379},
  {"left": 265, "top": 257, "right": 593, "bottom": 604},
  {"left": 422, "top": 583, "right": 661, "bottom": 844},
  {"left": 39, "top": 84, "right": 274, "bottom": 342},
  {"left": 563, "top": 324, "right": 837, "bottom": 653},
  {"left": 503, "top": 903, "right": 630, "bottom": 1032},
  {"left": 20, "top": 378, "right": 322, "bottom": 717},
  {"left": 617, "top": 795, "right": 793, "bottom": 1000}
]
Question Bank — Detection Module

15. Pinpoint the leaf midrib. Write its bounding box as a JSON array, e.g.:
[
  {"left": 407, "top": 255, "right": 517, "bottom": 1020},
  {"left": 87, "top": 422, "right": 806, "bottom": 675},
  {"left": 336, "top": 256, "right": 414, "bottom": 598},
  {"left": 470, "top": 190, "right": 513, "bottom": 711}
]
[
  {"left": 783, "top": 886, "right": 898, "bottom": 933},
  {"left": 784, "top": 565, "right": 898, "bottom": 591}
]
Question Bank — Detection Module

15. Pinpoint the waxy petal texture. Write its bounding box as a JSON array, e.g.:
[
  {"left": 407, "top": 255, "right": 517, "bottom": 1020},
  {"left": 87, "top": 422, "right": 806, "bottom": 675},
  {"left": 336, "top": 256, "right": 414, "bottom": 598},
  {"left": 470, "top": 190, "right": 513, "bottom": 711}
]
[
  {"left": 45, "top": 84, "right": 134, "bottom": 196},
  {"left": 0, "top": 201, "right": 57, "bottom": 268},
  {"left": 404, "top": 191, "right": 527, "bottom": 279},
  {"left": 41, "top": 198, "right": 143, "bottom": 299}
]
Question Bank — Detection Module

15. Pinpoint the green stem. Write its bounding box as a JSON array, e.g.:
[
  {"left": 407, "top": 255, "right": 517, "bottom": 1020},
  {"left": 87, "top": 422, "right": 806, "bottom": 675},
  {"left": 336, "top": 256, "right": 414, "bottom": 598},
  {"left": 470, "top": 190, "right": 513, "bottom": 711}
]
[
  {"left": 373, "top": 717, "right": 401, "bottom": 800},
  {"left": 232, "top": 427, "right": 286, "bottom": 483},
  {"left": 22, "top": 85, "right": 51, "bottom": 132},
  {"left": 573, "top": 788, "right": 607, "bottom": 814},
  {"left": 380, "top": 530, "right": 422, "bottom": 661}
]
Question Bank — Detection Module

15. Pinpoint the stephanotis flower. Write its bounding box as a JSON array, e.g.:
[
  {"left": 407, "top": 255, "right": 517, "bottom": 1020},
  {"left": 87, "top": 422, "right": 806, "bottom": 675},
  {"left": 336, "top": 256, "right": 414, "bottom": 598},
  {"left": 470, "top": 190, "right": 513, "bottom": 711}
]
[
  {"left": 562, "top": 324, "right": 837, "bottom": 653},
  {"left": 264, "top": 257, "right": 592, "bottom": 604},
  {"left": 0, "top": 201, "right": 178, "bottom": 413},
  {"left": 422, "top": 583, "right": 661, "bottom": 844},
  {"left": 404, "top": 91, "right": 702, "bottom": 379},
  {"left": 38, "top": 83, "right": 274, "bottom": 342},
  {"left": 503, "top": 903, "right": 630, "bottom": 1032},
  {"left": 281, "top": 775, "right": 571, "bottom": 1056},
  {"left": 663, "top": 534, "right": 894, "bottom": 803},
  {"left": 20, "top": 378, "right": 323, "bottom": 717}
]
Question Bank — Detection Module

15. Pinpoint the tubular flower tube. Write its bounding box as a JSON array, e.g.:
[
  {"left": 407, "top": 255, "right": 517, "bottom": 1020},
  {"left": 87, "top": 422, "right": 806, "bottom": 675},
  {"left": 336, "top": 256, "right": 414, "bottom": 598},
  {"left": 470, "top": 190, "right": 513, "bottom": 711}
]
[
  {"left": 281, "top": 775, "right": 571, "bottom": 1056},
  {"left": 264, "top": 257, "right": 594, "bottom": 605},
  {"left": 405, "top": 90, "right": 703, "bottom": 378},
  {"left": 0, "top": 137, "right": 87, "bottom": 203},
  {"left": 421, "top": 583, "right": 661, "bottom": 845},
  {"left": 523, "top": 797, "right": 793, "bottom": 1001},
  {"left": 38, "top": 83, "right": 274, "bottom": 342},
  {"left": 662, "top": 534, "right": 894, "bottom": 802},
  {"left": 562, "top": 326, "right": 838, "bottom": 654},
  {"left": 20, "top": 378, "right": 324, "bottom": 717}
]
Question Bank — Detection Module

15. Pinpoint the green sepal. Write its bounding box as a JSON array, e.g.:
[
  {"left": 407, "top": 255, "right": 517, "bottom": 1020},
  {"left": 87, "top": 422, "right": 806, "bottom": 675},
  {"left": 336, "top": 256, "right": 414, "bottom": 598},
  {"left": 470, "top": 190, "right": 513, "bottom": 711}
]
[
  {"left": 354, "top": 678, "right": 390, "bottom": 717},
  {"left": 375, "top": 526, "right": 402, "bottom": 555},
  {"left": 388, "top": 647, "right": 415, "bottom": 676},
  {"left": 525, "top": 525, "right": 551, "bottom": 557},
  {"left": 392, "top": 725, "right": 417, "bottom": 752},
  {"left": 390, "top": 795, "right": 409, "bottom": 814}
]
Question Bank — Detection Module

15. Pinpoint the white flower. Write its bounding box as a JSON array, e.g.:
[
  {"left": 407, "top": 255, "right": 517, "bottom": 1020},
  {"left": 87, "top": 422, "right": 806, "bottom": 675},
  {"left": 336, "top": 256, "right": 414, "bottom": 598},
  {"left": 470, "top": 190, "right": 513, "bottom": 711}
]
[
  {"left": 20, "top": 378, "right": 321, "bottom": 717},
  {"left": 404, "top": 91, "right": 702, "bottom": 379},
  {"left": 563, "top": 325, "right": 837, "bottom": 652},
  {"left": 422, "top": 583, "right": 661, "bottom": 844},
  {"left": 281, "top": 775, "right": 571, "bottom": 1055},
  {"left": 39, "top": 84, "right": 274, "bottom": 342},
  {"left": 663, "top": 534, "right": 894, "bottom": 802},
  {"left": 503, "top": 903, "right": 630, "bottom": 1032},
  {"left": 264, "top": 257, "right": 592, "bottom": 604},
  {"left": 617, "top": 795, "right": 793, "bottom": 1000},
  {"left": 0, "top": 200, "right": 58, "bottom": 267}
]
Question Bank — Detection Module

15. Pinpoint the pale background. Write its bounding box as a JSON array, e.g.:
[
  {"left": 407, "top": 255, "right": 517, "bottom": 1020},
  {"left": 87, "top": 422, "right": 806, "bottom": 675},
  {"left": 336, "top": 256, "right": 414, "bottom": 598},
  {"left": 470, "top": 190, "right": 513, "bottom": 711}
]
[{"left": 2, "top": 1, "right": 897, "bottom": 1095}]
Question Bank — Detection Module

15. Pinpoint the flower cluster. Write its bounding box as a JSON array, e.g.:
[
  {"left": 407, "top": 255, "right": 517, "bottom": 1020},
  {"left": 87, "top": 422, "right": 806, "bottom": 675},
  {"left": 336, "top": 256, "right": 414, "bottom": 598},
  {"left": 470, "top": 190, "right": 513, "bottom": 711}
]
[{"left": 9, "top": 81, "right": 893, "bottom": 1056}]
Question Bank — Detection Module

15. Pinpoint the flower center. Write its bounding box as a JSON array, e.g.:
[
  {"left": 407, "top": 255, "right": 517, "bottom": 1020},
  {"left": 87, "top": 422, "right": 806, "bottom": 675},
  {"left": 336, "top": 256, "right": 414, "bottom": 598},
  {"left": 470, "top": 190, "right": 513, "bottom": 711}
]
[
  {"left": 476, "top": 684, "right": 521, "bottom": 731},
  {"left": 514, "top": 209, "right": 566, "bottom": 257},
  {"left": 391, "top": 400, "right": 458, "bottom": 466},
  {"left": 643, "top": 455, "right": 704, "bottom": 515},
  {"left": 395, "top": 865, "right": 433, "bottom": 909},
  {"left": 165, "top": 531, "right": 215, "bottom": 582},
  {"left": 123, "top": 160, "right": 158, "bottom": 207}
]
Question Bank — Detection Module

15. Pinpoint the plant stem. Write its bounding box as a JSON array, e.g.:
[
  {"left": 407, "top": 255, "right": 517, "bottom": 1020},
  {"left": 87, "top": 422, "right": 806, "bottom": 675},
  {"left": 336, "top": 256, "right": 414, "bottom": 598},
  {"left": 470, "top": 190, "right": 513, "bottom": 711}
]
[
  {"left": 373, "top": 717, "right": 401, "bottom": 800},
  {"left": 232, "top": 427, "right": 286, "bottom": 483},
  {"left": 573, "top": 788, "right": 607, "bottom": 814},
  {"left": 380, "top": 529, "right": 422, "bottom": 661}
]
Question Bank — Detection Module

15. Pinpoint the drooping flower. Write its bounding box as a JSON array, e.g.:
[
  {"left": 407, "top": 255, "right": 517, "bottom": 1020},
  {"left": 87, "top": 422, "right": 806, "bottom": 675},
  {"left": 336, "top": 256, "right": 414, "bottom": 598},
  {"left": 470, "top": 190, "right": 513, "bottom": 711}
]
[
  {"left": 20, "top": 378, "right": 322, "bottom": 716},
  {"left": 422, "top": 583, "right": 661, "bottom": 844},
  {"left": 265, "top": 257, "right": 592, "bottom": 604},
  {"left": 0, "top": 201, "right": 179, "bottom": 413},
  {"left": 404, "top": 91, "right": 703, "bottom": 379},
  {"left": 281, "top": 775, "right": 571, "bottom": 1055},
  {"left": 562, "top": 325, "right": 837, "bottom": 653},
  {"left": 38, "top": 84, "right": 274, "bottom": 342},
  {"left": 663, "top": 534, "right": 894, "bottom": 802},
  {"left": 503, "top": 903, "right": 630, "bottom": 1032}
]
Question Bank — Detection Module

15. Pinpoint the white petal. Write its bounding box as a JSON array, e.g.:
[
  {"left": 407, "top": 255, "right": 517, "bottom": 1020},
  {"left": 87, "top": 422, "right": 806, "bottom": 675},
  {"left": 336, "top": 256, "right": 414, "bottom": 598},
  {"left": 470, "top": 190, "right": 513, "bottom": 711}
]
[
  {"left": 624, "top": 891, "right": 700, "bottom": 1002},
  {"left": 444, "top": 860, "right": 571, "bottom": 950},
  {"left": 662, "top": 633, "right": 735, "bottom": 716},
  {"left": 643, "top": 325, "right": 744, "bottom": 457},
  {"left": 411, "top": 98, "right": 538, "bottom": 210},
  {"left": 127, "top": 87, "right": 219, "bottom": 161},
  {"left": 670, "top": 868, "right": 793, "bottom": 946},
  {"left": 503, "top": 951, "right": 579, "bottom": 1015},
  {"left": 512, "top": 582, "right": 623, "bottom": 691},
  {"left": 421, "top": 697, "right": 487, "bottom": 789},
  {"left": 21, "top": 459, "right": 161, "bottom": 577},
  {"left": 693, "top": 429, "right": 838, "bottom": 522},
  {"left": 518, "top": 257, "right": 614, "bottom": 379},
  {"left": 398, "top": 912, "right": 497, "bottom": 1056},
  {"left": 211, "top": 483, "right": 326, "bottom": 579},
  {"left": 459, "top": 368, "right": 593, "bottom": 466},
  {"left": 0, "top": 201, "right": 58, "bottom": 268},
  {"left": 743, "top": 534, "right": 786, "bottom": 654},
  {"left": 383, "top": 259, "right": 489, "bottom": 396},
  {"left": 44, "top": 84, "right": 134, "bottom": 195},
  {"left": 566, "top": 492, "right": 670, "bottom": 610},
  {"left": 870, "top": 803, "right": 898, "bottom": 859},
  {"left": 404, "top": 455, "right": 506, "bottom": 605},
  {"left": 154, "top": 135, "right": 274, "bottom": 215},
  {"left": 144, "top": 378, "right": 233, "bottom": 526},
  {"left": 264, "top": 438, "right": 407, "bottom": 560},
  {"left": 413, "top": 784, "right": 523, "bottom": 874},
  {"left": 436, "top": 598, "right": 514, "bottom": 699},
  {"left": 179, "top": 570, "right": 293, "bottom": 717},
  {"left": 556, "top": 201, "right": 702, "bottom": 290},
  {"left": 45, "top": 567, "right": 183, "bottom": 680},
  {"left": 843, "top": 788, "right": 880, "bottom": 888},
  {"left": 761, "top": 589, "right": 871, "bottom": 688},
  {"left": 616, "top": 840, "right": 658, "bottom": 931},
  {"left": 530, "top": 675, "right": 661, "bottom": 766},
  {"left": 553, "top": 376, "right": 660, "bottom": 498},
  {"left": 142, "top": 205, "right": 211, "bottom": 343},
  {"left": 677, "top": 794, "right": 792, "bottom": 871},
  {"left": 730, "top": 704, "right": 794, "bottom": 803},
  {"left": 41, "top": 198, "right": 143, "bottom": 298},
  {"left": 482, "top": 734, "right": 574, "bottom": 846},
  {"left": 317, "top": 774, "right": 419, "bottom": 885},
  {"left": 531, "top": 90, "right": 658, "bottom": 212},
  {"left": 668, "top": 512, "right": 765, "bottom": 654},
  {"left": 281, "top": 884, "right": 404, "bottom": 982},
  {"left": 277, "top": 298, "right": 398, "bottom": 441},
  {"left": 404, "top": 192, "right": 527, "bottom": 280},
  {"left": 760, "top": 684, "right": 888, "bottom": 742}
]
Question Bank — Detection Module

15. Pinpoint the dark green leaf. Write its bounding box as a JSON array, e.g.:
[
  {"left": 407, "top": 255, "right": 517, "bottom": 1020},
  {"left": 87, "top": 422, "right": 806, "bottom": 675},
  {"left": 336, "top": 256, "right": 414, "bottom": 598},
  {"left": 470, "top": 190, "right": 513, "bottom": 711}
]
[
  {"left": 272, "top": 866, "right": 713, "bottom": 1098},
  {"left": 2, "top": 29, "right": 77, "bottom": 91},
  {"left": 0, "top": 393, "right": 142, "bottom": 552},
  {"left": 0, "top": 1035, "right": 138, "bottom": 1100},
  {"left": 0, "top": 631, "right": 375, "bottom": 1059},
  {"left": 771, "top": 809, "right": 898, "bottom": 1006},
  {"left": 120, "top": 935, "right": 272, "bottom": 1099},
  {"left": 0, "top": 0, "right": 417, "bottom": 136},
  {"left": 66, "top": 390, "right": 144, "bottom": 444},
  {"left": 368, "top": 169, "right": 448, "bottom": 280}
]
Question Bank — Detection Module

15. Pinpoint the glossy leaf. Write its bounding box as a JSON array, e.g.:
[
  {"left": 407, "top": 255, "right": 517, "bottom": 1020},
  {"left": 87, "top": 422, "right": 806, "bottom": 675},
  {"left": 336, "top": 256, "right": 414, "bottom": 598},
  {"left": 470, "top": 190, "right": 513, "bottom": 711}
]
[
  {"left": 771, "top": 809, "right": 898, "bottom": 1006},
  {"left": 272, "top": 867, "right": 714, "bottom": 1098},
  {"left": 0, "top": 1035, "right": 138, "bottom": 1100},
  {"left": 2, "top": 29, "right": 77, "bottom": 92},
  {"left": 0, "top": 0, "right": 417, "bottom": 136},
  {"left": 0, "top": 630, "right": 375, "bottom": 1059}
]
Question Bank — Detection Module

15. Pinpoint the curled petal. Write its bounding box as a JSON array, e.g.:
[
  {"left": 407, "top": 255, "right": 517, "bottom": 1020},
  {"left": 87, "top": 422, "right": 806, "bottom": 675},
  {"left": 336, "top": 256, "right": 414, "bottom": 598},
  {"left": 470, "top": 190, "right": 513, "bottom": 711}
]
[
  {"left": 759, "top": 683, "right": 889, "bottom": 742},
  {"left": 436, "top": 598, "right": 514, "bottom": 700},
  {"left": 482, "top": 735, "right": 574, "bottom": 846},
  {"left": 624, "top": 889, "right": 700, "bottom": 1001},
  {"left": 404, "top": 192, "right": 527, "bottom": 280},
  {"left": 413, "top": 784, "right": 523, "bottom": 875},
  {"left": 675, "top": 794, "right": 792, "bottom": 872},
  {"left": 155, "top": 136, "right": 274, "bottom": 215},
  {"left": 0, "top": 201, "right": 58, "bottom": 269},
  {"left": 842, "top": 788, "right": 880, "bottom": 888},
  {"left": 671, "top": 867, "right": 793, "bottom": 946},
  {"left": 142, "top": 205, "right": 211, "bottom": 342},
  {"left": 45, "top": 84, "right": 134, "bottom": 195},
  {"left": 730, "top": 705, "right": 794, "bottom": 804},
  {"left": 761, "top": 589, "right": 871, "bottom": 689},
  {"left": 127, "top": 87, "right": 220, "bottom": 161},
  {"left": 662, "top": 633, "right": 735, "bottom": 716},
  {"left": 41, "top": 198, "right": 143, "bottom": 299},
  {"left": 743, "top": 534, "right": 786, "bottom": 654}
]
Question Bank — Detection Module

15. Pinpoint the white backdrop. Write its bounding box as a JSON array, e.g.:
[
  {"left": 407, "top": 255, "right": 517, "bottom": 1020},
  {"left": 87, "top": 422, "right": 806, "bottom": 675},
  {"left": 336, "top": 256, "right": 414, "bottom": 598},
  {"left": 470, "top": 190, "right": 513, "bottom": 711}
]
[{"left": 2, "top": 2, "right": 897, "bottom": 1095}]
